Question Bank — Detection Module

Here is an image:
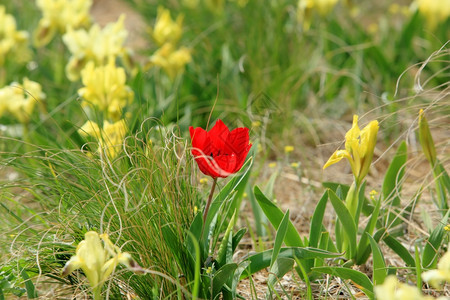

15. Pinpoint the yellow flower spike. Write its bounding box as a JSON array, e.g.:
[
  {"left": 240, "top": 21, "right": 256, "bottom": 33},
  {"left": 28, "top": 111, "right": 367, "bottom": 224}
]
[
  {"left": 152, "top": 7, "right": 183, "bottom": 46},
  {"left": 78, "top": 120, "right": 127, "bottom": 159},
  {"left": 0, "top": 6, "right": 31, "bottom": 67},
  {"left": 375, "top": 275, "right": 430, "bottom": 300},
  {"left": 416, "top": 0, "right": 450, "bottom": 30},
  {"left": 0, "top": 78, "right": 46, "bottom": 124},
  {"left": 324, "top": 115, "right": 378, "bottom": 184},
  {"left": 444, "top": 224, "right": 450, "bottom": 232},
  {"left": 63, "top": 15, "right": 128, "bottom": 81},
  {"left": 62, "top": 231, "right": 142, "bottom": 299},
  {"left": 284, "top": 145, "right": 294, "bottom": 153},
  {"left": 34, "top": 0, "right": 92, "bottom": 47},
  {"left": 297, "top": 0, "right": 339, "bottom": 30},
  {"left": 78, "top": 60, "right": 134, "bottom": 121},
  {"left": 418, "top": 109, "right": 437, "bottom": 166},
  {"left": 149, "top": 43, "right": 192, "bottom": 80},
  {"left": 422, "top": 248, "right": 450, "bottom": 289},
  {"left": 369, "top": 189, "right": 378, "bottom": 200}
]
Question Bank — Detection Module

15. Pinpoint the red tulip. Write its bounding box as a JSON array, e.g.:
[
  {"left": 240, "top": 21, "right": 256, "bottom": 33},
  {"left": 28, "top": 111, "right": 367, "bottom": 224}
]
[{"left": 189, "top": 120, "right": 252, "bottom": 178}]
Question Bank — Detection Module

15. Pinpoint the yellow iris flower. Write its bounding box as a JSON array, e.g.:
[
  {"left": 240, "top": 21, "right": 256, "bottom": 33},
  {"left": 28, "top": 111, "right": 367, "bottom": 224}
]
[
  {"left": 0, "top": 6, "right": 30, "bottom": 67},
  {"left": 416, "top": 0, "right": 450, "bottom": 30},
  {"left": 149, "top": 43, "right": 192, "bottom": 80},
  {"left": 152, "top": 7, "right": 183, "bottom": 46},
  {"left": 0, "top": 78, "right": 46, "bottom": 124},
  {"left": 422, "top": 248, "right": 450, "bottom": 289},
  {"left": 78, "top": 60, "right": 134, "bottom": 121},
  {"left": 34, "top": 0, "right": 92, "bottom": 47},
  {"left": 62, "top": 231, "right": 141, "bottom": 300},
  {"left": 78, "top": 119, "right": 127, "bottom": 159},
  {"left": 62, "top": 15, "right": 128, "bottom": 81},
  {"left": 323, "top": 115, "right": 379, "bottom": 184},
  {"left": 375, "top": 275, "right": 440, "bottom": 300},
  {"left": 297, "top": 0, "right": 339, "bottom": 30}
]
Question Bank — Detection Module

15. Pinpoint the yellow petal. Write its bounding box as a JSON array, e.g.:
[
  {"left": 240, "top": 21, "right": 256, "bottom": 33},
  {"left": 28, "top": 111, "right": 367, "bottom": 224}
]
[{"left": 323, "top": 149, "right": 351, "bottom": 169}]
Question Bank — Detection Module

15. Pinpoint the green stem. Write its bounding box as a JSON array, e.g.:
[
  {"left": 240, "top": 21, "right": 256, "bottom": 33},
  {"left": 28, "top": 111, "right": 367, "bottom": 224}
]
[
  {"left": 345, "top": 181, "right": 360, "bottom": 221},
  {"left": 203, "top": 178, "right": 217, "bottom": 224},
  {"left": 92, "top": 286, "right": 102, "bottom": 300}
]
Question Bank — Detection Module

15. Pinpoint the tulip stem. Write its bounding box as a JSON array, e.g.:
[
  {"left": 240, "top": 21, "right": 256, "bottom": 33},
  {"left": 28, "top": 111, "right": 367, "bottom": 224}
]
[{"left": 203, "top": 178, "right": 217, "bottom": 225}]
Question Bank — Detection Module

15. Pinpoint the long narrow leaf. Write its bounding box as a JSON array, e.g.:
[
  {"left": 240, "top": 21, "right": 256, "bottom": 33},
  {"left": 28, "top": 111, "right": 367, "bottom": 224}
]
[
  {"left": 254, "top": 186, "right": 303, "bottom": 247},
  {"left": 309, "top": 191, "right": 328, "bottom": 248},
  {"left": 328, "top": 190, "right": 357, "bottom": 258},
  {"left": 312, "top": 266, "right": 374, "bottom": 299},
  {"left": 368, "top": 234, "right": 387, "bottom": 285}
]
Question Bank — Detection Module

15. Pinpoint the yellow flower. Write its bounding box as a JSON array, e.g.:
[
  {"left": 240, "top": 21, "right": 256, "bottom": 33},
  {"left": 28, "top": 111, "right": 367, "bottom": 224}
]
[
  {"left": 78, "top": 60, "right": 133, "bottom": 121},
  {"left": 0, "top": 78, "right": 46, "bottom": 124},
  {"left": 199, "top": 177, "right": 208, "bottom": 184},
  {"left": 62, "top": 15, "right": 128, "bottom": 81},
  {"left": 34, "top": 0, "right": 92, "bottom": 47},
  {"left": 78, "top": 120, "right": 127, "bottom": 159},
  {"left": 284, "top": 145, "right": 294, "bottom": 153},
  {"left": 291, "top": 162, "right": 300, "bottom": 168},
  {"left": 369, "top": 189, "right": 378, "bottom": 200},
  {"left": 205, "top": 0, "right": 225, "bottom": 13},
  {"left": 422, "top": 248, "right": 450, "bottom": 289},
  {"left": 0, "top": 6, "right": 30, "bottom": 66},
  {"left": 416, "top": 0, "right": 450, "bottom": 30},
  {"left": 323, "top": 115, "right": 379, "bottom": 184},
  {"left": 375, "top": 275, "right": 435, "bottom": 300},
  {"left": 62, "top": 231, "right": 141, "bottom": 299},
  {"left": 297, "top": 0, "right": 339, "bottom": 30},
  {"left": 268, "top": 162, "right": 277, "bottom": 168},
  {"left": 152, "top": 7, "right": 183, "bottom": 46},
  {"left": 149, "top": 43, "right": 192, "bottom": 79}
]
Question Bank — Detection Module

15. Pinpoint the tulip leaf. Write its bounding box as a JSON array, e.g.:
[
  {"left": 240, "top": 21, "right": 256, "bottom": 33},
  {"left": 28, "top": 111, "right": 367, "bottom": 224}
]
[
  {"left": 328, "top": 189, "right": 357, "bottom": 258},
  {"left": 203, "top": 158, "right": 253, "bottom": 249},
  {"left": 232, "top": 228, "right": 246, "bottom": 254},
  {"left": 217, "top": 212, "right": 236, "bottom": 267},
  {"left": 212, "top": 263, "right": 238, "bottom": 297},
  {"left": 368, "top": 234, "right": 387, "bottom": 285},
  {"left": 312, "top": 266, "right": 374, "bottom": 299},
  {"left": 241, "top": 247, "right": 341, "bottom": 279},
  {"left": 254, "top": 186, "right": 303, "bottom": 247}
]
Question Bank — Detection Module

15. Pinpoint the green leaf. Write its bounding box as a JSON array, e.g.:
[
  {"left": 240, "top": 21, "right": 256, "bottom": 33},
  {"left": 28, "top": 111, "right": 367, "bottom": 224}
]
[
  {"left": 383, "top": 234, "right": 415, "bottom": 267},
  {"left": 328, "top": 190, "right": 357, "bottom": 258},
  {"left": 356, "top": 198, "right": 381, "bottom": 265},
  {"left": 323, "top": 182, "right": 373, "bottom": 216},
  {"left": 312, "top": 267, "right": 374, "bottom": 299},
  {"left": 241, "top": 247, "right": 341, "bottom": 279},
  {"left": 309, "top": 191, "right": 328, "bottom": 248},
  {"left": 232, "top": 228, "right": 247, "bottom": 253},
  {"left": 271, "top": 210, "right": 290, "bottom": 267},
  {"left": 20, "top": 269, "right": 37, "bottom": 299},
  {"left": 254, "top": 186, "right": 303, "bottom": 247},
  {"left": 217, "top": 212, "right": 236, "bottom": 267},
  {"left": 268, "top": 257, "right": 295, "bottom": 287},
  {"left": 382, "top": 141, "right": 407, "bottom": 206},
  {"left": 422, "top": 210, "right": 450, "bottom": 268},
  {"left": 368, "top": 234, "right": 387, "bottom": 285},
  {"left": 212, "top": 263, "right": 238, "bottom": 297},
  {"left": 203, "top": 158, "right": 253, "bottom": 249}
]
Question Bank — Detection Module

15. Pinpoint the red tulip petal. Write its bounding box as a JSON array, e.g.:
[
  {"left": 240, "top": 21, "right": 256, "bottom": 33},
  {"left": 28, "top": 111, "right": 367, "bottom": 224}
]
[
  {"left": 189, "top": 126, "right": 208, "bottom": 150},
  {"left": 214, "top": 153, "right": 237, "bottom": 177},
  {"left": 194, "top": 155, "right": 221, "bottom": 178},
  {"left": 208, "top": 120, "right": 230, "bottom": 153},
  {"left": 225, "top": 127, "right": 250, "bottom": 156},
  {"left": 234, "top": 143, "right": 252, "bottom": 172}
]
